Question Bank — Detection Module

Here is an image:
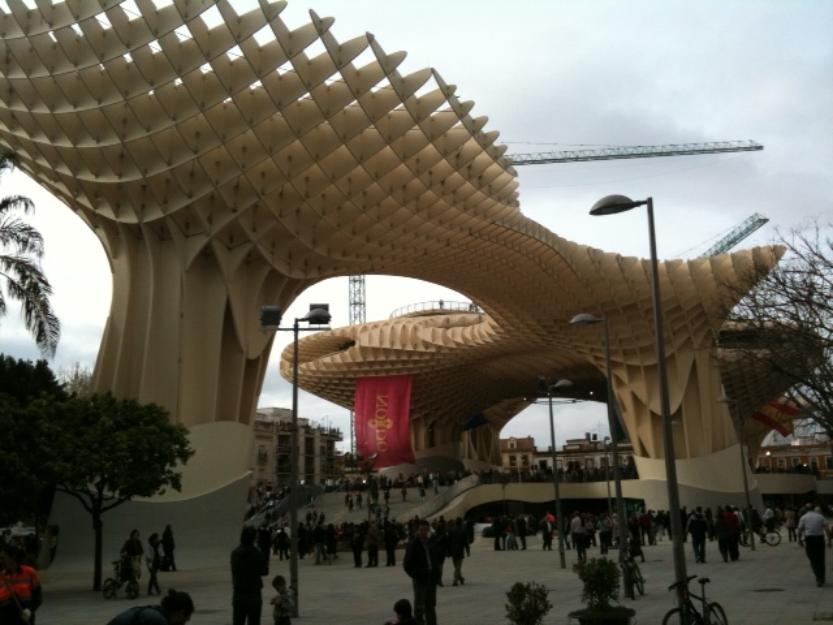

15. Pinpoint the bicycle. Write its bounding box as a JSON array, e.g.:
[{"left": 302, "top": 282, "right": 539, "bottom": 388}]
[
  {"left": 621, "top": 551, "right": 645, "bottom": 599},
  {"left": 741, "top": 527, "right": 781, "bottom": 547},
  {"left": 662, "top": 575, "right": 728, "bottom": 625},
  {"left": 102, "top": 557, "right": 140, "bottom": 600}
]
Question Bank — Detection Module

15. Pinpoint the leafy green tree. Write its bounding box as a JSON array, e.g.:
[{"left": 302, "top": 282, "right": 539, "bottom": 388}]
[
  {"left": 0, "top": 355, "right": 66, "bottom": 526},
  {"left": 36, "top": 394, "right": 193, "bottom": 590},
  {"left": 0, "top": 150, "right": 60, "bottom": 356}
]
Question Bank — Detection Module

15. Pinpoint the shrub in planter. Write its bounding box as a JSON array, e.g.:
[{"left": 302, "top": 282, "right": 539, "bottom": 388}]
[
  {"left": 505, "top": 581, "right": 553, "bottom": 625},
  {"left": 568, "top": 558, "right": 635, "bottom": 625}
]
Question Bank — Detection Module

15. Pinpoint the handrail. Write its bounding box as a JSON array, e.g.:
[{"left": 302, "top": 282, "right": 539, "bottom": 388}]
[
  {"left": 389, "top": 300, "right": 484, "bottom": 320},
  {"left": 396, "top": 474, "right": 481, "bottom": 522}
]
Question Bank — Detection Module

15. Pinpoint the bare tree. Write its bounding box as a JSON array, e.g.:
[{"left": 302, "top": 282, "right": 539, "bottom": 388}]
[
  {"left": 59, "top": 362, "right": 94, "bottom": 397},
  {"left": 729, "top": 224, "right": 833, "bottom": 436}
]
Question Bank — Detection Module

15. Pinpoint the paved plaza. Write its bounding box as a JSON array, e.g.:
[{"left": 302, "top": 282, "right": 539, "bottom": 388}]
[{"left": 39, "top": 531, "right": 832, "bottom": 625}]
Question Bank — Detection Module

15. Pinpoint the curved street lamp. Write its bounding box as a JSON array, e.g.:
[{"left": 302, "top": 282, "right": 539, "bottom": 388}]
[
  {"left": 538, "top": 376, "right": 572, "bottom": 569},
  {"left": 260, "top": 303, "right": 331, "bottom": 617},
  {"left": 588, "top": 195, "right": 689, "bottom": 616},
  {"left": 569, "top": 312, "right": 631, "bottom": 594}
]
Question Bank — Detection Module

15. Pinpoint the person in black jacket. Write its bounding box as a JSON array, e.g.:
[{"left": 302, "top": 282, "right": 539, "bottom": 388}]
[
  {"left": 403, "top": 520, "right": 438, "bottom": 625},
  {"left": 231, "top": 526, "right": 268, "bottom": 625}
]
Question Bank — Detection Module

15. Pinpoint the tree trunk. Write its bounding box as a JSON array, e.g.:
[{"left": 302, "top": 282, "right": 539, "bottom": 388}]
[{"left": 93, "top": 509, "right": 103, "bottom": 591}]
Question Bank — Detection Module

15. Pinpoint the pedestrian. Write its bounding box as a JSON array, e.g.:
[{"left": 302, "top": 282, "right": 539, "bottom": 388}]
[
  {"left": 541, "top": 514, "right": 554, "bottom": 551},
  {"left": 384, "top": 598, "right": 419, "bottom": 625},
  {"left": 351, "top": 523, "right": 365, "bottom": 568},
  {"left": 161, "top": 525, "right": 176, "bottom": 572},
  {"left": 275, "top": 526, "right": 290, "bottom": 561},
  {"left": 449, "top": 518, "right": 467, "bottom": 586},
  {"left": 269, "top": 575, "right": 293, "bottom": 625},
  {"left": 797, "top": 506, "right": 828, "bottom": 587},
  {"left": 714, "top": 506, "right": 731, "bottom": 563},
  {"left": 365, "top": 522, "right": 380, "bottom": 567},
  {"left": 0, "top": 544, "right": 42, "bottom": 625},
  {"left": 403, "top": 520, "right": 438, "bottom": 625},
  {"left": 231, "top": 526, "right": 268, "bottom": 625},
  {"left": 517, "top": 515, "right": 527, "bottom": 550},
  {"left": 105, "top": 589, "right": 194, "bottom": 625},
  {"left": 785, "top": 508, "right": 797, "bottom": 542},
  {"left": 147, "top": 533, "right": 162, "bottom": 596},
  {"left": 121, "top": 529, "right": 145, "bottom": 583},
  {"left": 384, "top": 521, "right": 400, "bottom": 567},
  {"left": 686, "top": 507, "right": 708, "bottom": 563},
  {"left": 570, "top": 512, "right": 586, "bottom": 563}
]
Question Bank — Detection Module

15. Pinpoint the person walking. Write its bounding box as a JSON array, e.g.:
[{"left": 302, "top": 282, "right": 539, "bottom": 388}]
[
  {"left": 686, "top": 507, "right": 708, "bottom": 563},
  {"left": 147, "top": 533, "right": 162, "bottom": 596},
  {"left": 230, "top": 526, "right": 268, "bottom": 625},
  {"left": 785, "top": 507, "right": 798, "bottom": 542},
  {"left": 404, "top": 520, "right": 438, "bottom": 625},
  {"left": 0, "top": 545, "right": 42, "bottom": 625},
  {"left": 105, "top": 589, "right": 194, "bottom": 625},
  {"left": 384, "top": 521, "right": 400, "bottom": 567},
  {"left": 365, "top": 522, "right": 380, "bottom": 567},
  {"left": 161, "top": 525, "right": 176, "bottom": 572},
  {"left": 121, "top": 529, "right": 145, "bottom": 583},
  {"left": 517, "top": 515, "right": 527, "bottom": 550},
  {"left": 570, "top": 512, "right": 586, "bottom": 563},
  {"left": 449, "top": 518, "right": 467, "bottom": 586},
  {"left": 541, "top": 514, "right": 554, "bottom": 551},
  {"left": 797, "top": 506, "right": 828, "bottom": 587},
  {"left": 714, "top": 507, "right": 731, "bottom": 563}
]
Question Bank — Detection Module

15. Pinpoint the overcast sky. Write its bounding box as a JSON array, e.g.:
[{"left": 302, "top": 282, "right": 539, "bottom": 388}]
[{"left": 1, "top": 0, "right": 831, "bottom": 452}]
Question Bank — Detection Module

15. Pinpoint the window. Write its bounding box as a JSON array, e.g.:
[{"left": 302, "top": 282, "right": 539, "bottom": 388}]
[
  {"left": 777, "top": 458, "right": 786, "bottom": 468},
  {"left": 509, "top": 455, "right": 517, "bottom": 467},
  {"left": 825, "top": 457, "right": 833, "bottom": 470},
  {"left": 521, "top": 455, "right": 529, "bottom": 467},
  {"left": 792, "top": 457, "right": 801, "bottom": 467},
  {"left": 508, "top": 439, "right": 517, "bottom": 450}
]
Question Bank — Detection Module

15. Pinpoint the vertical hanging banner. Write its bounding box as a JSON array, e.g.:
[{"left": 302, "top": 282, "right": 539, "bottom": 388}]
[{"left": 354, "top": 375, "right": 414, "bottom": 468}]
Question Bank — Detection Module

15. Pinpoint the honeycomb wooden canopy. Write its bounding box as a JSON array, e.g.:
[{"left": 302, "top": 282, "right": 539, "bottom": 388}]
[{"left": 0, "top": 1, "right": 786, "bottom": 467}]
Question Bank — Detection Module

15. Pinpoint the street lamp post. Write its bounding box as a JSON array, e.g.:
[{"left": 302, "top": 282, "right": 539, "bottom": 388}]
[
  {"left": 719, "top": 393, "right": 756, "bottom": 550},
  {"left": 588, "top": 195, "right": 688, "bottom": 616},
  {"left": 569, "top": 312, "right": 631, "bottom": 594},
  {"left": 539, "top": 376, "right": 572, "bottom": 569},
  {"left": 260, "top": 303, "right": 332, "bottom": 618},
  {"left": 603, "top": 436, "right": 613, "bottom": 518}
]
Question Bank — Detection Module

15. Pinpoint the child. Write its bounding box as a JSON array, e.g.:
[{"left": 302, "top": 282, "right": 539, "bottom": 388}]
[{"left": 270, "top": 575, "right": 293, "bottom": 625}]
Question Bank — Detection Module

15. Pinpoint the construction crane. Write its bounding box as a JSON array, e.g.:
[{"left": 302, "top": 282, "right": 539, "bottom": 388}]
[
  {"left": 348, "top": 140, "right": 764, "bottom": 324},
  {"left": 700, "top": 213, "right": 769, "bottom": 256},
  {"left": 506, "top": 139, "right": 763, "bottom": 166}
]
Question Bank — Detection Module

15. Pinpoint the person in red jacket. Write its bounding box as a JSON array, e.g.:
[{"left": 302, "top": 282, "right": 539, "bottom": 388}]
[{"left": 0, "top": 544, "right": 42, "bottom": 625}]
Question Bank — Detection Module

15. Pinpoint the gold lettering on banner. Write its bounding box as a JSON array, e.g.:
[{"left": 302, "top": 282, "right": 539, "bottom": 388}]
[{"left": 369, "top": 393, "right": 393, "bottom": 452}]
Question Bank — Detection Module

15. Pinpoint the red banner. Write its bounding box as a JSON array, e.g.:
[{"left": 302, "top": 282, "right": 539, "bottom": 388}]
[{"left": 354, "top": 375, "right": 414, "bottom": 468}]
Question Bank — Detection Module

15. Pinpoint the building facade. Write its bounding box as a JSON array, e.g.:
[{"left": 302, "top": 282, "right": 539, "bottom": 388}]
[
  {"left": 755, "top": 421, "right": 833, "bottom": 478},
  {"left": 252, "top": 407, "right": 342, "bottom": 489},
  {"left": 499, "top": 434, "right": 635, "bottom": 476}
]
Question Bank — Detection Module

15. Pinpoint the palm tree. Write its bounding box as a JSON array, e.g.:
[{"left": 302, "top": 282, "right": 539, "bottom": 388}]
[{"left": 0, "top": 151, "right": 60, "bottom": 356}]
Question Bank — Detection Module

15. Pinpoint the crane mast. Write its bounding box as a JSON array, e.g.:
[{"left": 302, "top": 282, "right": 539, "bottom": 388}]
[
  {"left": 347, "top": 139, "right": 764, "bottom": 322},
  {"left": 700, "top": 213, "right": 769, "bottom": 256},
  {"left": 506, "top": 140, "right": 763, "bottom": 166}
]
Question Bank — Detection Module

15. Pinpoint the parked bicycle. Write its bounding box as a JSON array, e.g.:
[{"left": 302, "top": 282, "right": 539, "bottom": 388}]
[
  {"left": 662, "top": 575, "right": 728, "bottom": 625},
  {"left": 621, "top": 550, "right": 645, "bottom": 599}
]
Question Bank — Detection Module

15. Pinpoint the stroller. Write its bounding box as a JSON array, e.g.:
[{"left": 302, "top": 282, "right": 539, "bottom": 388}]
[{"left": 102, "top": 555, "right": 140, "bottom": 599}]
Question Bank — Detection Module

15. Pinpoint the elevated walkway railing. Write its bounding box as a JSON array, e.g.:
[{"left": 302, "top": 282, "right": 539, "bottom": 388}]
[
  {"left": 389, "top": 300, "right": 484, "bottom": 319},
  {"left": 396, "top": 474, "right": 481, "bottom": 521},
  {"left": 244, "top": 484, "right": 323, "bottom": 527}
]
